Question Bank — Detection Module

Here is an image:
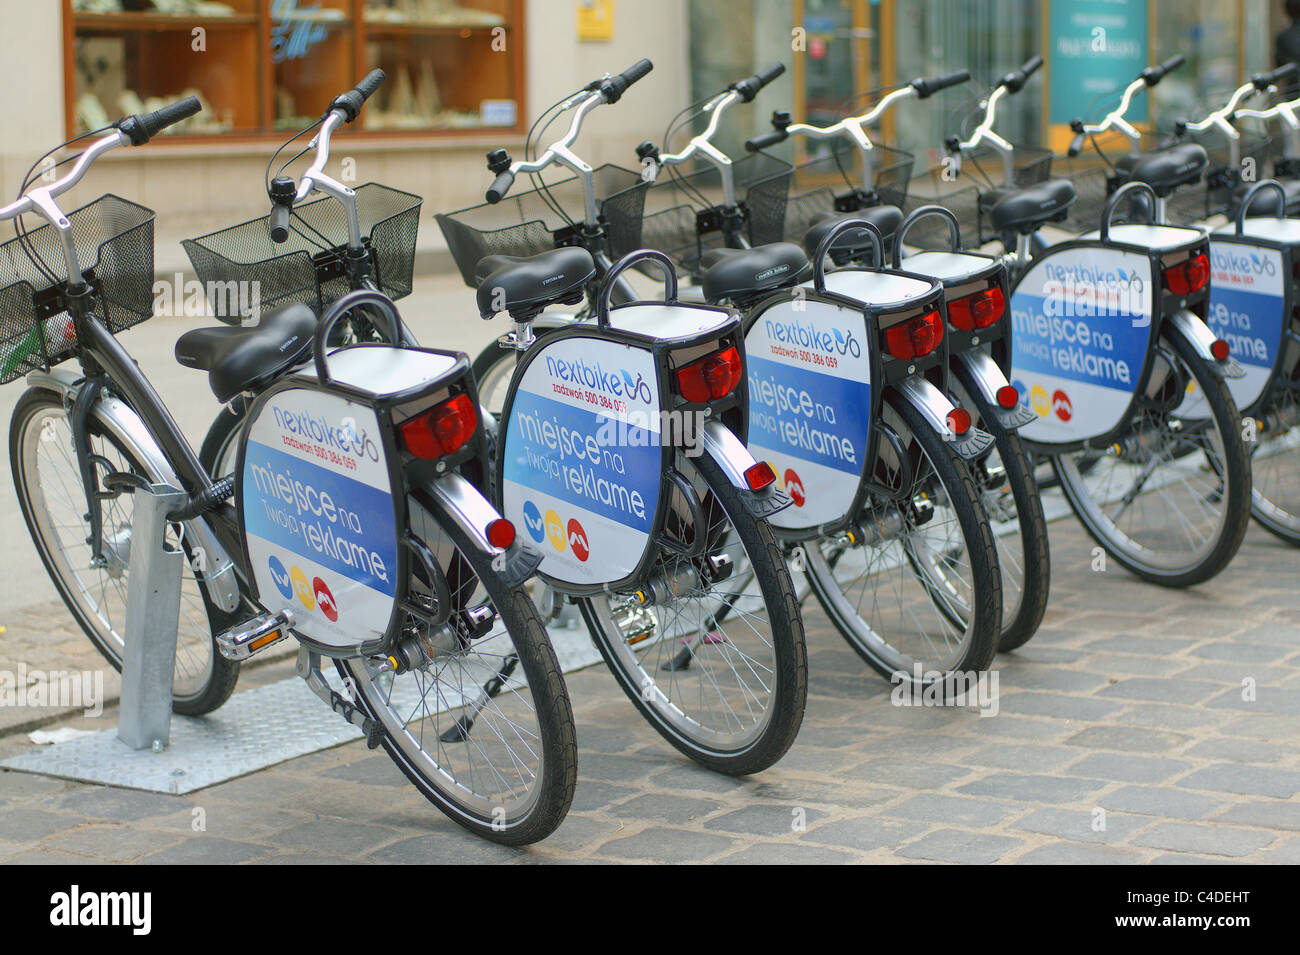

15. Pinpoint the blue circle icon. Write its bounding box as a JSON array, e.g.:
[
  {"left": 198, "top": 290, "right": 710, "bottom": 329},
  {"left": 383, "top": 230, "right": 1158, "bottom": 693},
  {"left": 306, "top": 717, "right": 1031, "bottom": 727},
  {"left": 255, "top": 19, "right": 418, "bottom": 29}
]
[
  {"left": 521, "top": 500, "right": 545, "bottom": 543},
  {"left": 1011, "top": 379, "right": 1028, "bottom": 406},
  {"left": 267, "top": 555, "right": 294, "bottom": 599}
]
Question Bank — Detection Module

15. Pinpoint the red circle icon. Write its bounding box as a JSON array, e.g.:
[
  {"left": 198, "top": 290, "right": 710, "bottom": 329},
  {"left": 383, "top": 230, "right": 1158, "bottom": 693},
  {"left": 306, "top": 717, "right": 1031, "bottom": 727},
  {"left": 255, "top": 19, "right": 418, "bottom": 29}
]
[
  {"left": 312, "top": 577, "right": 338, "bottom": 622},
  {"left": 1052, "top": 389, "right": 1073, "bottom": 422},
  {"left": 783, "top": 468, "right": 806, "bottom": 507},
  {"left": 566, "top": 518, "right": 590, "bottom": 562}
]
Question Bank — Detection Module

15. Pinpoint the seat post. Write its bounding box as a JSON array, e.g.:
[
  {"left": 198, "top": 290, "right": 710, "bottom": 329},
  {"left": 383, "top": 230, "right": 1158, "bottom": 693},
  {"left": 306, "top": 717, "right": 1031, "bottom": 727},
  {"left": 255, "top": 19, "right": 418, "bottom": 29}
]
[{"left": 1153, "top": 195, "right": 1168, "bottom": 225}]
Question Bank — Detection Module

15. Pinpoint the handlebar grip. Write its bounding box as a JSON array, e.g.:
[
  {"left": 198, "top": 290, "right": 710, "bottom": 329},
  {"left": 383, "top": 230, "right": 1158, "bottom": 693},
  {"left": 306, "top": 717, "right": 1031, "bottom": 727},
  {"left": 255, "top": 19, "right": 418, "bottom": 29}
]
[
  {"left": 331, "top": 68, "right": 386, "bottom": 123},
  {"left": 603, "top": 58, "right": 653, "bottom": 103},
  {"left": 118, "top": 95, "right": 201, "bottom": 146},
  {"left": 913, "top": 70, "right": 971, "bottom": 99},
  {"left": 1254, "top": 62, "right": 1299, "bottom": 89},
  {"left": 1002, "top": 55, "right": 1044, "bottom": 93},
  {"left": 268, "top": 203, "right": 291, "bottom": 244},
  {"left": 1144, "top": 54, "right": 1185, "bottom": 86},
  {"left": 745, "top": 129, "right": 789, "bottom": 151},
  {"left": 1161, "top": 54, "right": 1186, "bottom": 74},
  {"left": 1067, "top": 133, "right": 1086, "bottom": 158},
  {"left": 486, "top": 169, "right": 516, "bottom": 204},
  {"left": 734, "top": 62, "right": 787, "bottom": 102}
]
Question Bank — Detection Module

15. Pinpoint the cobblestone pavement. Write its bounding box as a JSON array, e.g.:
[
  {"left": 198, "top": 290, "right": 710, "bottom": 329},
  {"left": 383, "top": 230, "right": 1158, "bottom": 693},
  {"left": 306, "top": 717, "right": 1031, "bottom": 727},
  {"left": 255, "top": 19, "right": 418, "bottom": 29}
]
[{"left": 1, "top": 508, "right": 1298, "bottom": 865}]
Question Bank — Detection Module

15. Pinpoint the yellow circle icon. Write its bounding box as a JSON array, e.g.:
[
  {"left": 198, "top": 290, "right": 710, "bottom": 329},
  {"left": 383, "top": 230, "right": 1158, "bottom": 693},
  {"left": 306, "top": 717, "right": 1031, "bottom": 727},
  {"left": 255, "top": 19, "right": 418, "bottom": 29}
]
[
  {"left": 1030, "top": 384, "right": 1050, "bottom": 417},
  {"left": 290, "top": 566, "right": 316, "bottom": 611},
  {"left": 544, "top": 509, "right": 567, "bottom": 552}
]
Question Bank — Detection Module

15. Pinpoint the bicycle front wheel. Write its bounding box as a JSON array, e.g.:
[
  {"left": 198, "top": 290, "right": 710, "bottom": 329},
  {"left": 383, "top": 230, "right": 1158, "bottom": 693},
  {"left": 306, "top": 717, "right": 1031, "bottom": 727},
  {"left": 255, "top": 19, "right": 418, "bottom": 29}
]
[
  {"left": 337, "top": 499, "right": 577, "bottom": 845},
  {"left": 578, "top": 451, "right": 807, "bottom": 776},
  {"left": 1052, "top": 332, "right": 1252, "bottom": 586},
  {"left": 803, "top": 393, "right": 1002, "bottom": 687},
  {"left": 1248, "top": 378, "right": 1300, "bottom": 545}
]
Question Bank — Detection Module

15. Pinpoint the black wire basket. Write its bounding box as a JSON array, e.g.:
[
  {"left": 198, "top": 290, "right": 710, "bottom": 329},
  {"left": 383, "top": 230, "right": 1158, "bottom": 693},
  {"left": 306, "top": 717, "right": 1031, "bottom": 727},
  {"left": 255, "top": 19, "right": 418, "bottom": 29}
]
[
  {"left": 0, "top": 194, "right": 155, "bottom": 386},
  {"left": 629, "top": 152, "right": 794, "bottom": 276},
  {"left": 780, "top": 141, "right": 914, "bottom": 248},
  {"left": 182, "top": 182, "right": 422, "bottom": 322},
  {"left": 435, "top": 164, "right": 648, "bottom": 287}
]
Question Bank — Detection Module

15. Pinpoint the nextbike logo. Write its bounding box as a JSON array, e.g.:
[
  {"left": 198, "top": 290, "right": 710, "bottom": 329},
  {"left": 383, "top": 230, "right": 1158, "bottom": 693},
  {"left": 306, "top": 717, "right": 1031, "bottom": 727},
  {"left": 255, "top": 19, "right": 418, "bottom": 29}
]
[
  {"left": 271, "top": 406, "right": 380, "bottom": 461},
  {"left": 1042, "top": 262, "right": 1142, "bottom": 288},
  {"left": 1211, "top": 246, "right": 1275, "bottom": 277},
  {"left": 764, "top": 317, "right": 861, "bottom": 357},
  {"left": 272, "top": 556, "right": 339, "bottom": 620},
  {"left": 538, "top": 504, "right": 589, "bottom": 561},
  {"left": 544, "top": 355, "right": 653, "bottom": 405}
]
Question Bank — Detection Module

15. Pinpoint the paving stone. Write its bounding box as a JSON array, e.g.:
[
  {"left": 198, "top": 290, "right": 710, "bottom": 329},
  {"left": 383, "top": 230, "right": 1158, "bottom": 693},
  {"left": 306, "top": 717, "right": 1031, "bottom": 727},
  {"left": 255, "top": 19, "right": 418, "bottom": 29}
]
[
  {"left": 957, "top": 773, "right": 1106, "bottom": 804},
  {"left": 895, "top": 829, "right": 1022, "bottom": 863},
  {"left": 998, "top": 692, "right": 1124, "bottom": 722},
  {"left": 803, "top": 816, "right": 920, "bottom": 852},
  {"left": 1258, "top": 838, "right": 1300, "bottom": 863},
  {"left": 1206, "top": 687, "right": 1300, "bottom": 716},
  {"left": 995, "top": 667, "right": 1110, "bottom": 693},
  {"left": 1191, "top": 641, "right": 1293, "bottom": 663},
  {"left": 647, "top": 765, "right": 749, "bottom": 796},
  {"left": 270, "top": 819, "right": 403, "bottom": 856},
  {"left": 1212, "top": 801, "right": 1300, "bottom": 832},
  {"left": 568, "top": 780, "right": 640, "bottom": 813},
  {"left": 717, "top": 842, "right": 856, "bottom": 864},
  {"left": 595, "top": 827, "right": 740, "bottom": 862},
  {"left": 1065, "top": 725, "right": 1188, "bottom": 753},
  {"left": 1097, "top": 677, "right": 1222, "bottom": 704},
  {"left": 612, "top": 794, "right": 723, "bottom": 826},
  {"left": 367, "top": 833, "right": 524, "bottom": 864},
  {"left": 1149, "top": 853, "right": 1242, "bottom": 865},
  {"left": 41, "top": 824, "right": 181, "bottom": 862},
  {"left": 882, "top": 794, "right": 1016, "bottom": 828},
  {"left": 1183, "top": 738, "right": 1287, "bottom": 764},
  {"left": 0, "top": 807, "right": 86, "bottom": 843},
  {"left": 1085, "top": 635, "right": 1201, "bottom": 656},
  {"left": 57, "top": 787, "right": 192, "bottom": 822},
  {"left": 1012, "top": 807, "right": 1151, "bottom": 844},
  {"left": 1102, "top": 785, "right": 1223, "bottom": 820},
  {"left": 1015, "top": 843, "right": 1146, "bottom": 864},
  {"left": 141, "top": 836, "right": 269, "bottom": 865},
  {"left": 1065, "top": 753, "right": 1190, "bottom": 784},
  {"left": 260, "top": 852, "right": 359, "bottom": 864},
  {"left": 1131, "top": 822, "right": 1276, "bottom": 858},
  {"left": 318, "top": 755, "right": 410, "bottom": 787},
  {"left": 1081, "top": 654, "right": 1188, "bottom": 677},
  {"left": 849, "top": 757, "right": 973, "bottom": 790},
  {"left": 960, "top": 743, "right": 1078, "bottom": 772},
  {"left": 703, "top": 804, "right": 829, "bottom": 837},
  {"left": 1177, "top": 764, "right": 1300, "bottom": 799}
]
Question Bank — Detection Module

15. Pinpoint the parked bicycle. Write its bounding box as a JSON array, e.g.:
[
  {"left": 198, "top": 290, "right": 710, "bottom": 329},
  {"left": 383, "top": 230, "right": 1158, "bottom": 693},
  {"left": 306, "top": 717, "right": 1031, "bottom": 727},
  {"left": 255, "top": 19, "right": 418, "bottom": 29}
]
[{"left": 2, "top": 94, "right": 578, "bottom": 844}]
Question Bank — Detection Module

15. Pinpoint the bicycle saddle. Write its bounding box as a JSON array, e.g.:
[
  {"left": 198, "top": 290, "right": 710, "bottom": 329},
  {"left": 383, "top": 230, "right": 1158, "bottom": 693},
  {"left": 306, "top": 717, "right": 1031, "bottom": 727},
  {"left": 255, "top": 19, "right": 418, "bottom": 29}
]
[
  {"left": 989, "top": 178, "right": 1077, "bottom": 234},
  {"left": 802, "top": 206, "right": 902, "bottom": 262},
  {"left": 1229, "top": 177, "right": 1300, "bottom": 217},
  {"left": 174, "top": 302, "right": 317, "bottom": 404},
  {"left": 473, "top": 247, "right": 596, "bottom": 319},
  {"left": 699, "top": 242, "right": 809, "bottom": 305},
  {"left": 1113, "top": 143, "right": 1208, "bottom": 197}
]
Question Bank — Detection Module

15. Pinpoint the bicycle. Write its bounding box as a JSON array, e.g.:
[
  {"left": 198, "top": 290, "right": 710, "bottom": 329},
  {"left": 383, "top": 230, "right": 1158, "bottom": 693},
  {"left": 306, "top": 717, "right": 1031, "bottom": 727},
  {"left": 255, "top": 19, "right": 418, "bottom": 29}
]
[
  {"left": 447, "top": 59, "right": 809, "bottom": 775},
  {"left": 2, "top": 93, "right": 578, "bottom": 845},
  {"left": 746, "top": 60, "right": 1052, "bottom": 652}
]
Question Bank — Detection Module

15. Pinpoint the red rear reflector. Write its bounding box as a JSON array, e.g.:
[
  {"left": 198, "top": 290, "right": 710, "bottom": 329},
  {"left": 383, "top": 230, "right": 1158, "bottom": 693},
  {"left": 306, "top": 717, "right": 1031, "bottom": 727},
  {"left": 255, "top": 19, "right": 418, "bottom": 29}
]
[
  {"left": 947, "top": 287, "right": 1005, "bottom": 331},
  {"left": 400, "top": 393, "right": 478, "bottom": 460},
  {"left": 946, "top": 407, "right": 971, "bottom": 435},
  {"left": 1210, "top": 338, "right": 1230, "bottom": 361},
  {"left": 884, "top": 311, "right": 944, "bottom": 361},
  {"left": 1164, "top": 253, "right": 1210, "bottom": 296},
  {"left": 744, "top": 461, "right": 776, "bottom": 491},
  {"left": 996, "top": 385, "right": 1020, "bottom": 409},
  {"left": 487, "top": 518, "right": 516, "bottom": 549},
  {"left": 677, "top": 346, "right": 743, "bottom": 403}
]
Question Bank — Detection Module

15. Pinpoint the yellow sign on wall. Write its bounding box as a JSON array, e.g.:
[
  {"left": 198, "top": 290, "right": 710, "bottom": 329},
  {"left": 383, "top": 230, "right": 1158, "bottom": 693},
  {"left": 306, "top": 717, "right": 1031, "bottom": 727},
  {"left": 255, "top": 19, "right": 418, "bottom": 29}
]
[{"left": 577, "top": 0, "right": 614, "bottom": 41}]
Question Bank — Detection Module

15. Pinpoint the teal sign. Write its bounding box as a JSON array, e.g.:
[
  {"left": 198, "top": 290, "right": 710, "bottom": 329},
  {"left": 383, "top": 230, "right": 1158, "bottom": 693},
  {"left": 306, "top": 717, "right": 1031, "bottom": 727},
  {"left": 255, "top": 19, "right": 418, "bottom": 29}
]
[{"left": 1049, "top": 0, "right": 1148, "bottom": 129}]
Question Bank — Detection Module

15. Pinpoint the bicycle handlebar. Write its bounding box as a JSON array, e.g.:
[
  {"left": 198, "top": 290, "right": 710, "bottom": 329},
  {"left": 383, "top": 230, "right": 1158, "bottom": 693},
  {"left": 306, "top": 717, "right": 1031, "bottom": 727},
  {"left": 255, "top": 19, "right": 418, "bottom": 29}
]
[
  {"left": 912, "top": 70, "right": 971, "bottom": 99},
  {"left": 1141, "top": 54, "right": 1186, "bottom": 87},
  {"left": 1000, "top": 55, "right": 1042, "bottom": 94},
  {"left": 733, "top": 62, "right": 786, "bottom": 102},
  {"left": 1073, "top": 57, "right": 1187, "bottom": 151},
  {"left": 117, "top": 95, "right": 201, "bottom": 145},
  {"left": 329, "top": 68, "right": 385, "bottom": 123}
]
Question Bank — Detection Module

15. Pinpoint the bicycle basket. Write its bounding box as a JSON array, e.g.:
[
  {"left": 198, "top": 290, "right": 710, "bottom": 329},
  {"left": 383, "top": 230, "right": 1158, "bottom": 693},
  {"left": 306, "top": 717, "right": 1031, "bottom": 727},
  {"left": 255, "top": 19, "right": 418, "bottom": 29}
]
[
  {"left": 0, "top": 194, "right": 154, "bottom": 386},
  {"left": 181, "top": 182, "right": 421, "bottom": 323},
  {"left": 631, "top": 151, "right": 794, "bottom": 276},
  {"left": 781, "top": 142, "right": 914, "bottom": 248},
  {"left": 435, "top": 164, "right": 647, "bottom": 287},
  {"left": 899, "top": 164, "right": 984, "bottom": 250}
]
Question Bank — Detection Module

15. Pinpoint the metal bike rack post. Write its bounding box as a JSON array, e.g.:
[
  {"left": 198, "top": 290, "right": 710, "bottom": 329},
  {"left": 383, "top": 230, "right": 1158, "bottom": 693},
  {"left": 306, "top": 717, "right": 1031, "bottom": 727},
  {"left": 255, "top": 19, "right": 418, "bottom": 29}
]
[{"left": 117, "top": 482, "right": 188, "bottom": 752}]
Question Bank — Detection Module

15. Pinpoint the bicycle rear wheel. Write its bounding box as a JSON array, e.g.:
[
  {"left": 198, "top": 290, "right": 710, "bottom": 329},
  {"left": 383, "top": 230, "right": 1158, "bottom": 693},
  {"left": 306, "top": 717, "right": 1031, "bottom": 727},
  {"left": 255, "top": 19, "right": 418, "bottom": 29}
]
[
  {"left": 9, "top": 386, "right": 238, "bottom": 714},
  {"left": 1052, "top": 333, "right": 1251, "bottom": 586}
]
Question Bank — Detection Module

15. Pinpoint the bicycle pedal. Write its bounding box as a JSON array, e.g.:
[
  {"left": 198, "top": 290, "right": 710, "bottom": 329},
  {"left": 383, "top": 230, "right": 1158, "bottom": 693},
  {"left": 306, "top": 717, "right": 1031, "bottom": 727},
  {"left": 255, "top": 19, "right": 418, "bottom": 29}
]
[{"left": 216, "top": 611, "right": 294, "bottom": 661}]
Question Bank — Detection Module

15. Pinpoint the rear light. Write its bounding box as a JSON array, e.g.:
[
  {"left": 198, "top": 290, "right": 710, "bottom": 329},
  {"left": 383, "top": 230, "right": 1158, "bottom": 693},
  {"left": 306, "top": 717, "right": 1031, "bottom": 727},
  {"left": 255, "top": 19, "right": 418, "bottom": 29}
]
[
  {"left": 744, "top": 461, "right": 776, "bottom": 491},
  {"left": 1163, "top": 252, "right": 1210, "bottom": 296},
  {"left": 487, "top": 519, "right": 516, "bottom": 549},
  {"left": 883, "top": 311, "right": 944, "bottom": 361},
  {"left": 946, "top": 408, "right": 971, "bottom": 435},
  {"left": 676, "top": 345, "right": 742, "bottom": 403},
  {"left": 996, "top": 385, "right": 1020, "bottom": 409},
  {"left": 1210, "top": 338, "right": 1230, "bottom": 361},
  {"left": 946, "top": 287, "right": 1005, "bottom": 331},
  {"left": 399, "top": 393, "right": 478, "bottom": 460}
]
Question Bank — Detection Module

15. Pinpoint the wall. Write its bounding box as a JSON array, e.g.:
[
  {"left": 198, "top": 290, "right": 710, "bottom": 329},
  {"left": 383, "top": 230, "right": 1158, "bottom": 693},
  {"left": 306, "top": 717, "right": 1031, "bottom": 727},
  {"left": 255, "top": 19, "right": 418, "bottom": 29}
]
[{"left": 0, "top": 1, "right": 689, "bottom": 263}]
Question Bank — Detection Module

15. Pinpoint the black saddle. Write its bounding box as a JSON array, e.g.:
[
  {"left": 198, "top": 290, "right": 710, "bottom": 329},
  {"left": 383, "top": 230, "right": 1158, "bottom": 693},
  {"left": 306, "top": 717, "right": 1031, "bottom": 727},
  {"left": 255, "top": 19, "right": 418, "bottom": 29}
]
[
  {"left": 474, "top": 247, "right": 596, "bottom": 318},
  {"left": 174, "top": 302, "right": 317, "bottom": 403},
  {"left": 1113, "top": 143, "right": 1208, "bottom": 197},
  {"left": 699, "top": 242, "right": 809, "bottom": 305},
  {"left": 1229, "top": 177, "right": 1300, "bottom": 217},
  {"left": 802, "top": 206, "right": 902, "bottom": 263},
  {"left": 989, "top": 178, "right": 1077, "bottom": 234}
]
